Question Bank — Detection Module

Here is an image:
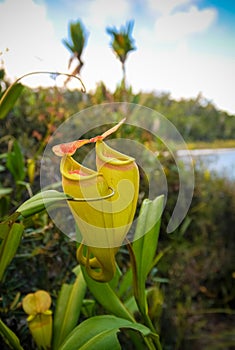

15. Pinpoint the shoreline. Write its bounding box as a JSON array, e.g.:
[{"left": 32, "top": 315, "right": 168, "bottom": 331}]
[{"left": 177, "top": 148, "right": 235, "bottom": 157}]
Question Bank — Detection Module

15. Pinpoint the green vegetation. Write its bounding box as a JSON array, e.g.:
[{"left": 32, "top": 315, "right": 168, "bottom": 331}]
[
  {"left": 187, "top": 139, "right": 235, "bottom": 150},
  {"left": 0, "top": 17, "right": 235, "bottom": 349},
  {"left": 63, "top": 19, "right": 88, "bottom": 80},
  {"left": 106, "top": 20, "right": 136, "bottom": 88},
  {"left": 0, "top": 72, "right": 234, "bottom": 349}
]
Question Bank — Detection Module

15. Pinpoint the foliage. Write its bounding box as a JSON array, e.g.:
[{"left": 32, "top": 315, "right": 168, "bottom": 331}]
[
  {"left": 62, "top": 20, "right": 88, "bottom": 79},
  {"left": 157, "top": 158, "right": 235, "bottom": 349},
  {"left": 0, "top": 72, "right": 235, "bottom": 349},
  {"left": 139, "top": 92, "right": 235, "bottom": 142},
  {"left": 106, "top": 20, "right": 136, "bottom": 86},
  {"left": 107, "top": 20, "right": 136, "bottom": 64},
  {"left": 1, "top": 189, "right": 163, "bottom": 349}
]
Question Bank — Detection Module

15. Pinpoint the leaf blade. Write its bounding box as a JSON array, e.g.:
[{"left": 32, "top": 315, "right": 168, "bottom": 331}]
[
  {"left": 132, "top": 195, "right": 164, "bottom": 313},
  {"left": 17, "top": 190, "right": 70, "bottom": 218},
  {"left": 52, "top": 265, "right": 86, "bottom": 350},
  {"left": 0, "top": 83, "right": 24, "bottom": 120},
  {"left": 0, "top": 319, "right": 24, "bottom": 350},
  {"left": 81, "top": 265, "right": 135, "bottom": 322},
  {"left": 58, "top": 315, "right": 152, "bottom": 350},
  {"left": 0, "top": 221, "right": 24, "bottom": 281}
]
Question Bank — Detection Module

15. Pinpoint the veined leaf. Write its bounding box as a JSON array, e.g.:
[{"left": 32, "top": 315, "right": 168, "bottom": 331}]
[
  {"left": 0, "top": 83, "right": 24, "bottom": 120},
  {"left": 6, "top": 140, "right": 26, "bottom": 182},
  {"left": 132, "top": 195, "right": 164, "bottom": 314},
  {"left": 0, "top": 221, "right": 24, "bottom": 281},
  {"left": 52, "top": 265, "right": 86, "bottom": 350},
  {"left": 58, "top": 315, "right": 152, "bottom": 350},
  {"left": 0, "top": 319, "right": 24, "bottom": 350}
]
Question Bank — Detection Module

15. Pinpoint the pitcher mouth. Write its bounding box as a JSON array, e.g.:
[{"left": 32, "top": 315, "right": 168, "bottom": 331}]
[
  {"left": 96, "top": 140, "right": 135, "bottom": 166},
  {"left": 60, "top": 155, "right": 98, "bottom": 181}
]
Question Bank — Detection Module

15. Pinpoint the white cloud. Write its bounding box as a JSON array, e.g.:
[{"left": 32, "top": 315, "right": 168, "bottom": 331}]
[
  {"left": 153, "top": 5, "right": 217, "bottom": 42},
  {"left": 129, "top": 1, "right": 233, "bottom": 112},
  {"left": 0, "top": 0, "right": 68, "bottom": 83},
  {"left": 147, "top": 0, "right": 191, "bottom": 15},
  {"left": 128, "top": 42, "right": 235, "bottom": 113},
  {"left": 0, "top": 0, "right": 234, "bottom": 114},
  {"left": 79, "top": 0, "right": 131, "bottom": 28}
]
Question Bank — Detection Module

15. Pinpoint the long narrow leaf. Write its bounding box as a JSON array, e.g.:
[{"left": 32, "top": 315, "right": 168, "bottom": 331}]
[
  {"left": 52, "top": 265, "right": 86, "bottom": 350},
  {"left": 58, "top": 315, "right": 152, "bottom": 350},
  {"left": 0, "top": 221, "right": 11, "bottom": 240},
  {"left": 0, "top": 221, "right": 24, "bottom": 281},
  {"left": 0, "top": 83, "right": 24, "bottom": 120},
  {"left": 0, "top": 319, "right": 24, "bottom": 350},
  {"left": 6, "top": 140, "right": 26, "bottom": 182},
  {"left": 132, "top": 195, "right": 164, "bottom": 314},
  {"left": 81, "top": 266, "right": 135, "bottom": 322}
]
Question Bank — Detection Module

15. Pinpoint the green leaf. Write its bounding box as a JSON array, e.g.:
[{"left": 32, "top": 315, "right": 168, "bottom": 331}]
[
  {"left": 70, "top": 21, "right": 86, "bottom": 56},
  {"left": 81, "top": 299, "right": 95, "bottom": 318},
  {"left": 132, "top": 195, "right": 164, "bottom": 314},
  {"left": 17, "top": 190, "right": 71, "bottom": 218},
  {"left": 0, "top": 188, "right": 13, "bottom": 198},
  {"left": 62, "top": 39, "right": 74, "bottom": 53},
  {"left": 52, "top": 265, "right": 86, "bottom": 350},
  {"left": 81, "top": 266, "right": 135, "bottom": 322},
  {"left": 0, "top": 319, "right": 24, "bottom": 350},
  {"left": 124, "top": 295, "right": 138, "bottom": 315},
  {"left": 6, "top": 140, "right": 26, "bottom": 182},
  {"left": 0, "top": 83, "right": 24, "bottom": 120},
  {"left": 58, "top": 315, "right": 152, "bottom": 350},
  {"left": 0, "top": 221, "right": 24, "bottom": 281},
  {"left": 108, "top": 263, "right": 122, "bottom": 291},
  {"left": 116, "top": 267, "right": 132, "bottom": 300}
]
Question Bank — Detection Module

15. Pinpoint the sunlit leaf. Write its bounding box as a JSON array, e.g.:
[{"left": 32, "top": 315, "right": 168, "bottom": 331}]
[
  {"left": 81, "top": 265, "right": 134, "bottom": 322},
  {"left": 132, "top": 195, "right": 164, "bottom": 314},
  {"left": 17, "top": 190, "right": 71, "bottom": 218},
  {"left": 0, "top": 83, "right": 24, "bottom": 120},
  {"left": 0, "top": 221, "right": 24, "bottom": 281},
  {"left": 6, "top": 140, "right": 25, "bottom": 182},
  {"left": 58, "top": 315, "right": 152, "bottom": 350},
  {"left": 52, "top": 265, "right": 86, "bottom": 350}
]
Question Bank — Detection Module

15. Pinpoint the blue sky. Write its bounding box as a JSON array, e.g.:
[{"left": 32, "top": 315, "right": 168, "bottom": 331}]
[{"left": 0, "top": 0, "right": 235, "bottom": 114}]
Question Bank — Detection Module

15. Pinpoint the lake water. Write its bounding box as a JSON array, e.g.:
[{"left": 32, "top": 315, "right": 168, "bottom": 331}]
[{"left": 178, "top": 148, "right": 235, "bottom": 180}]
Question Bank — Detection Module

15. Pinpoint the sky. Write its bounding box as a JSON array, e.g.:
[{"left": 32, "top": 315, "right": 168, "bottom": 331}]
[{"left": 0, "top": 0, "right": 235, "bottom": 114}]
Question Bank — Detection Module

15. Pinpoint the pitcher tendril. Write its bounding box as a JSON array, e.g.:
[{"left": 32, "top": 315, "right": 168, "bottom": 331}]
[
  {"left": 52, "top": 118, "right": 139, "bottom": 282},
  {"left": 12, "top": 71, "right": 86, "bottom": 93}
]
